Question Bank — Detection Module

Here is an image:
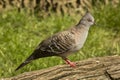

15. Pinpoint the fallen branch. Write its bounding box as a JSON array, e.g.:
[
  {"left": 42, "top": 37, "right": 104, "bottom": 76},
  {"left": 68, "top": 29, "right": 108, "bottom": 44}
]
[{"left": 4, "top": 55, "right": 120, "bottom": 80}]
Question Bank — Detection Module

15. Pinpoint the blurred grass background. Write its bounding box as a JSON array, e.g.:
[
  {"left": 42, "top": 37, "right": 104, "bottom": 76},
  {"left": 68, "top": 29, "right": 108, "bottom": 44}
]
[{"left": 0, "top": 3, "right": 120, "bottom": 78}]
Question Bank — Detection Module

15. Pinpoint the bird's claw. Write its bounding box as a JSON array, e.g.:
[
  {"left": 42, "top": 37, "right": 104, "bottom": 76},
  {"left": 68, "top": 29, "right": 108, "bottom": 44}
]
[
  {"left": 69, "top": 62, "right": 76, "bottom": 67},
  {"left": 64, "top": 59, "right": 76, "bottom": 68}
]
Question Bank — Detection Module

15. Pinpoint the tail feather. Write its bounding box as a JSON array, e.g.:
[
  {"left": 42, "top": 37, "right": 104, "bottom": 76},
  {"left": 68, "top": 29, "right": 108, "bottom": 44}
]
[
  {"left": 15, "top": 54, "right": 34, "bottom": 71},
  {"left": 15, "top": 49, "right": 40, "bottom": 71},
  {"left": 15, "top": 60, "right": 31, "bottom": 71},
  {"left": 15, "top": 48, "right": 55, "bottom": 71}
]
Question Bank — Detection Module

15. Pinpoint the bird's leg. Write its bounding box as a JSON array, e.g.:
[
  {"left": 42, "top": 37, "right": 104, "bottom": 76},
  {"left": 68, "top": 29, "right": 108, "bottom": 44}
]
[{"left": 63, "top": 58, "right": 76, "bottom": 67}]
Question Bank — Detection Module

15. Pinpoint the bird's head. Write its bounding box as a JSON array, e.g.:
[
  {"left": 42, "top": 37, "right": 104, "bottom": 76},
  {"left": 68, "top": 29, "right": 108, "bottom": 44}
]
[{"left": 80, "top": 11, "right": 95, "bottom": 27}]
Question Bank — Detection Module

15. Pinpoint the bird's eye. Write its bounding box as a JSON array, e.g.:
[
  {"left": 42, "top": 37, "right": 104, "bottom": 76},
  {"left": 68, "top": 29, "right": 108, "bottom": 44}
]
[{"left": 87, "top": 18, "right": 92, "bottom": 22}]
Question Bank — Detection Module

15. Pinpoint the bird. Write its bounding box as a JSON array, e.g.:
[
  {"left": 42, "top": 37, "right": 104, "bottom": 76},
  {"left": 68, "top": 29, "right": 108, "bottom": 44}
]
[{"left": 15, "top": 11, "right": 95, "bottom": 71}]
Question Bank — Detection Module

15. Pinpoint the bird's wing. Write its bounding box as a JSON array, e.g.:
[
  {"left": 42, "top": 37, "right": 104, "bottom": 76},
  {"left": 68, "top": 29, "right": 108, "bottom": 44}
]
[{"left": 37, "top": 31, "right": 76, "bottom": 56}]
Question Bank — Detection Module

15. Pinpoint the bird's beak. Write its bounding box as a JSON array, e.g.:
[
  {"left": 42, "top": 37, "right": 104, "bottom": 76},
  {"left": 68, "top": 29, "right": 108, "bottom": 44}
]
[
  {"left": 94, "top": 22, "right": 96, "bottom": 25},
  {"left": 94, "top": 21, "right": 97, "bottom": 25}
]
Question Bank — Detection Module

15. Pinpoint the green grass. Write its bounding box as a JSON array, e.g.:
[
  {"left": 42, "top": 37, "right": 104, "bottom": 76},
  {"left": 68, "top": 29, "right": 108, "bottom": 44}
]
[{"left": 0, "top": 4, "right": 120, "bottom": 78}]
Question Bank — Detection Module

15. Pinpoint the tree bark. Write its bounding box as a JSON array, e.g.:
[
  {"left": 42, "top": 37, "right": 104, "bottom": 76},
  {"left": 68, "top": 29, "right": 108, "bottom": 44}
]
[{"left": 4, "top": 55, "right": 120, "bottom": 80}]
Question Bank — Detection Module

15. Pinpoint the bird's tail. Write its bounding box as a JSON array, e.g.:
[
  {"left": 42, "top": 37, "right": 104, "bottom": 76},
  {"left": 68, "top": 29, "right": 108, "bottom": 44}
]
[
  {"left": 15, "top": 48, "right": 55, "bottom": 71},
  {"left": 15, "top": 54, "right": 35, "bottom": 71}
]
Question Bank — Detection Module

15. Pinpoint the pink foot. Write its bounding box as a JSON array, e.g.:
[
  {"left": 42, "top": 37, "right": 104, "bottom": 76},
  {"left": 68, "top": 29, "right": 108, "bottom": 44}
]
[{"left": 64, "top": 59, "right": 76, "bottom": 67}]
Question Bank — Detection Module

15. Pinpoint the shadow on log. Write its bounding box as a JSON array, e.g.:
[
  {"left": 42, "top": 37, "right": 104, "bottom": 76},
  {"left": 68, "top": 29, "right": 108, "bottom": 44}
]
[{"left": 4, "top": 55, "right": 120, "bottom": 80}]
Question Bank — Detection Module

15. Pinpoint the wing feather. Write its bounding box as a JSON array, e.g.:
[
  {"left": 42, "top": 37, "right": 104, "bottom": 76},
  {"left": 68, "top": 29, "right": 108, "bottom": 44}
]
[{"left": 37, "top": 31, "right": 75, "bottom": 56}]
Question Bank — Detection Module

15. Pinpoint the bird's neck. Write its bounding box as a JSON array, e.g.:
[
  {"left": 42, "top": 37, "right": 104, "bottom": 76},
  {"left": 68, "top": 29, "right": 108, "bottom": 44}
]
[{"left": 75, "top": 24, "right": 90, "bottom": 31}]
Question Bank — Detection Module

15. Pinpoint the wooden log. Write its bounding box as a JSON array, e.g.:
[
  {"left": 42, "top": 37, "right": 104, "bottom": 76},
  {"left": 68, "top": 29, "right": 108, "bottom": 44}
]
[{"left": 4, "top": 55, "right": 120, "bottom": 80}]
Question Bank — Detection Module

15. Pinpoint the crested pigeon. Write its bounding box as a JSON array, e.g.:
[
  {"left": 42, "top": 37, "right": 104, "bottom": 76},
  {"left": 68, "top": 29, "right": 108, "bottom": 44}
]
[{"left": 15, "top": 11, "right": 95, "bottom": 71}]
